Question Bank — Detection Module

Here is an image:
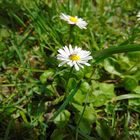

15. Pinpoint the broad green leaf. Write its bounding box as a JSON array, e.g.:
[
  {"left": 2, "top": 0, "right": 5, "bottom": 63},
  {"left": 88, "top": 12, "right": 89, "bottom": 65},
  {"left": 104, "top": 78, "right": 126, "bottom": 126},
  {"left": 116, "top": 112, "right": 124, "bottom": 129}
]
[
  {"left": 77, "top": 119, "right": 91, "bottom": 135},
  {"left": 73, "top": 90, "right": 85, "bottom": 104},
  {"left": 72, "top": 103, "right": 84, "bottom": 112},
  {"left": 54, "top": 110, "right": 70, "bottom": 127},
  {"left": 90, "top": 81, "right": 115, "bottom": 107},
  {"left": 80, "top": 81, "right": 90, "bottom": 93},
  {"left": 133, "top": 86, "right": 140, "bottom": 94},
  {"left": 82, "top": 106, "right": 96, "bottom": 123},
  {"left": 68, "top": 125, "right": 97, "bottom": 140},
  {"left": 73, "top": 81, "right": 90, "bottom": 104},
  {"left": 75, "top": 106, "right": 96, "bottom": 135},
  {"left": 104, "top": 58, "right": 122, "bottom": 76}
]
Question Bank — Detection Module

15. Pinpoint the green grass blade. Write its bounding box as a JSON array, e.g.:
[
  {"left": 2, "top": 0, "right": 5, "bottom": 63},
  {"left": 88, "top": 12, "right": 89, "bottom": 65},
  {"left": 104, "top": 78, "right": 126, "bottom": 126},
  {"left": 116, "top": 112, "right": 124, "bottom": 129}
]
[
  {"left": 11, "top": 44, "right": 24, "bottom": 65},
  {"left": 112, "top": 94, "right": 140, "bottom": 101},
  {"left": 50, "top": 80, "right": 82, "bottom": 120},
  {"left": 10, "top": 13, "right": 25, "bottom": 27},
  {"left": 4, "top": 119, "right": 13, "bottom": 140},
  {"left": 93, "top": 44, "right": 140, "bottom": 63}
]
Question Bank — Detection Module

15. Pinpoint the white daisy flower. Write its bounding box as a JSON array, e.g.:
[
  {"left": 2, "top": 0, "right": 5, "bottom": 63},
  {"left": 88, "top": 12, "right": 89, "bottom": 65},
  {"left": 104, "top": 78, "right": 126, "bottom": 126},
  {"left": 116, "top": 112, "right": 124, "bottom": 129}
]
[
  {"left": 137, "top": 11, "right": 140, "bottom": 20},
  {"left": 60, "top": 13, "right": 87, "bottom": 29},
  {"left": 57, "top": 45, "right": 92, "bottom": 71}
]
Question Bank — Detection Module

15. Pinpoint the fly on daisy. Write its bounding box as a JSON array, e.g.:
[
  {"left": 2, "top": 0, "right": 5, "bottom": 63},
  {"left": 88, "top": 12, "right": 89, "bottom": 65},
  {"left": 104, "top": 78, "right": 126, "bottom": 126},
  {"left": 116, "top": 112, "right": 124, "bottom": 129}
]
[
  {"left": 57, "top": 45, "right": 92, "bottom": 71},
  {"left": 60, "top": 13, "right": 87, "bottom": 29}
]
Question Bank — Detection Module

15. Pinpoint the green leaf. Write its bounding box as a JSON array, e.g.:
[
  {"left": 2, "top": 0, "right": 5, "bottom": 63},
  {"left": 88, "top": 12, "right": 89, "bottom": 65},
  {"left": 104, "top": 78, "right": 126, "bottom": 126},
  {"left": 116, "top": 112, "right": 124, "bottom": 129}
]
[
  {"left": 127, "top": 52, "right": 140, "bottom": 62},
  {"left": 82, "top": 106, "right": 96, "bottom": 123},
  {"left": 123, "top": 76, "right": 138, "bottom": 91},
  {"left": 4, "top": 119, "right": 13, "bottom": 140},
  {"left": 20, "top": 111, "right": 29, "bottom": 124},
  {"left": 0, "top": 28, "right": 10, "bottom": 41},
  {"left": 52, "top": 95, "right": 65, "bottom": 105},
  {"left": 73, "top": 90, "right": 85, "bottom": 104},
  {"left": 80, "top": 81, "right": 90, "bottom": 93},
  {"left": 93, "top": 44, "right": 140, "bottom": 63},
  {"left": 72, "top": 103, "right": 84, "bottom": 112},
  {"left": 54, "top": 110, "right": 70, "bottom": 127},
  {"left": 129, "top": 98, "right": 140, "bottom": 106},
  {"left": 96, "top": 120, "right": 113, "bottom": 140},
  {"left": 51, "top": 81, "right": 81, "bottom": 120},
  {"left": 90, "top": 81, "right": 115, "bottom": 107},
  {"left": 77, "top": 119, "right": 91, "bottom": 135},
  {"left": 104, "top": 58, "right": 122, "bottom": 76},
  {"left": 73, "top": 82, "right": 90, "bottom": 104},
  {"left": 67, "top": 78, "right": 77, "bottom": 91},
  {"left": 74, "top": 105, "right": 96, "bottom": 134},
  {"left": 50, "top": 129, "right": 64, "bottom": 140},
  {"left": 68, "top": 125, "right": 97, "bottom": 140},
  {"left": 40, "top": 70, "right": 54, "bottom": 84},
  {"left": 133, "top": 86, "right": 140, "bottom": 94}
]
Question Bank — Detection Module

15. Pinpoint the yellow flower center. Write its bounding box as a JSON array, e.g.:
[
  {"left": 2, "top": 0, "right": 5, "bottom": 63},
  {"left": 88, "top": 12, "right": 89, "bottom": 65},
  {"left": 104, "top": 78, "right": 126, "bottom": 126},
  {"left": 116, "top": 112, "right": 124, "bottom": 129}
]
[
  {"left": 69, "top": 16, "right": 78, "bottom": 23},
  {"left": 69, "top": 54, "right": 80, "bottom": 61}
]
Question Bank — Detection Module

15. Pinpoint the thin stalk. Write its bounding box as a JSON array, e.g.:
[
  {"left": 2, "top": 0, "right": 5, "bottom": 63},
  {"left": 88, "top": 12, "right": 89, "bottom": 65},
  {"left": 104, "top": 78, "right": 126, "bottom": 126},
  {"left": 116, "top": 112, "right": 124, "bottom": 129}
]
[
  {"left": 50, "top": 80, "right": 82, "bottom": 121},
  {"left": 65, "top": 66, "right": 74, "bottom": 95},
  {"left": 75, "top": 91, "right": 89, "bottom": 140},
  {"left": 68, "top": 25, "right": 74, "bottom": 44}
]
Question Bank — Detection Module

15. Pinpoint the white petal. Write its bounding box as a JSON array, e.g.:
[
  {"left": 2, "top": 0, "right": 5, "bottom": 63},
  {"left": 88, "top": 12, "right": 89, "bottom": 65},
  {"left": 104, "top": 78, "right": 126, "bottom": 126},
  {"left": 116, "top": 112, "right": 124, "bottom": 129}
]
[
  {"left": 76, "top": 19, "right": 87, "bottom": 29},
  {"left": 58, "top": 61, "right": 68, "bottom": 67},
  {"left": 84, "top": 62, "right": 91, "bottom": 66},
  {"left": 58, "top": 49, "right": 69, "bottom": 58},
  {"left": 73, "top": 46, "right": 81, "bottom": 53},
  {"left": 60, "top": 13, "right": 70, "bottom": 21},
  {"left": 73, "top": 61, "right": 80, "bottom": 71},
  {"left": 63, "top": 46, "right": 71, "bottom": 55},
  {"left": 77, "top": 62, "right": 84, "bottom": 69},
  {"left": 67, "top": 20, "right": 77, "bottom": 25},
  {"left": 79, "top": 61, "right": 91, "bottom": 66},
  {"left": 81, "top": 56, "right": 92, "bottom": 61},
  {"left": 67, "top": 61, "right": 74, "bottom": 67},
  {"left": 68, "top": 44, "right": 73, "bottom": 54}
]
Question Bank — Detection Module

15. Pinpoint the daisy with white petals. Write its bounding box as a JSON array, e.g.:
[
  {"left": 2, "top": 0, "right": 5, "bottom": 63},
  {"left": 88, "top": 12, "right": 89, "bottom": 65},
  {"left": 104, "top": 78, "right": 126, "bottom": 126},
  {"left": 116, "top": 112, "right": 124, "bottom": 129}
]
[
  {"left": 60, "top": 13, "right": 87, "bottom": 29},
  {"left": 57, "top": 45, "right": 92, "bottom": 71},
  {"left": 137, "top": 11, "right": 140, "bottom": 21}
]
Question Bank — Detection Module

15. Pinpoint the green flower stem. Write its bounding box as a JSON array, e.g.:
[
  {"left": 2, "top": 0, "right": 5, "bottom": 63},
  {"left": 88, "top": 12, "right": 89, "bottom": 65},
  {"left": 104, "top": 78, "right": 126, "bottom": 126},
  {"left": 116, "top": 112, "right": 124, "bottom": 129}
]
[
  {"left": 75, "top": 91, "right": 89, "bottom": 140},
  {"left": 87, "top": 66, "right": 97, "bottom": 83},
  {"left": 68, "top": 25, "right": 74, "bottom": 44},
  {"left": 65, "top": 66, "right": 74, "bottom": 95},
  {"left": 50, "top": 80, "right": 82, "bottom": 121}
]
